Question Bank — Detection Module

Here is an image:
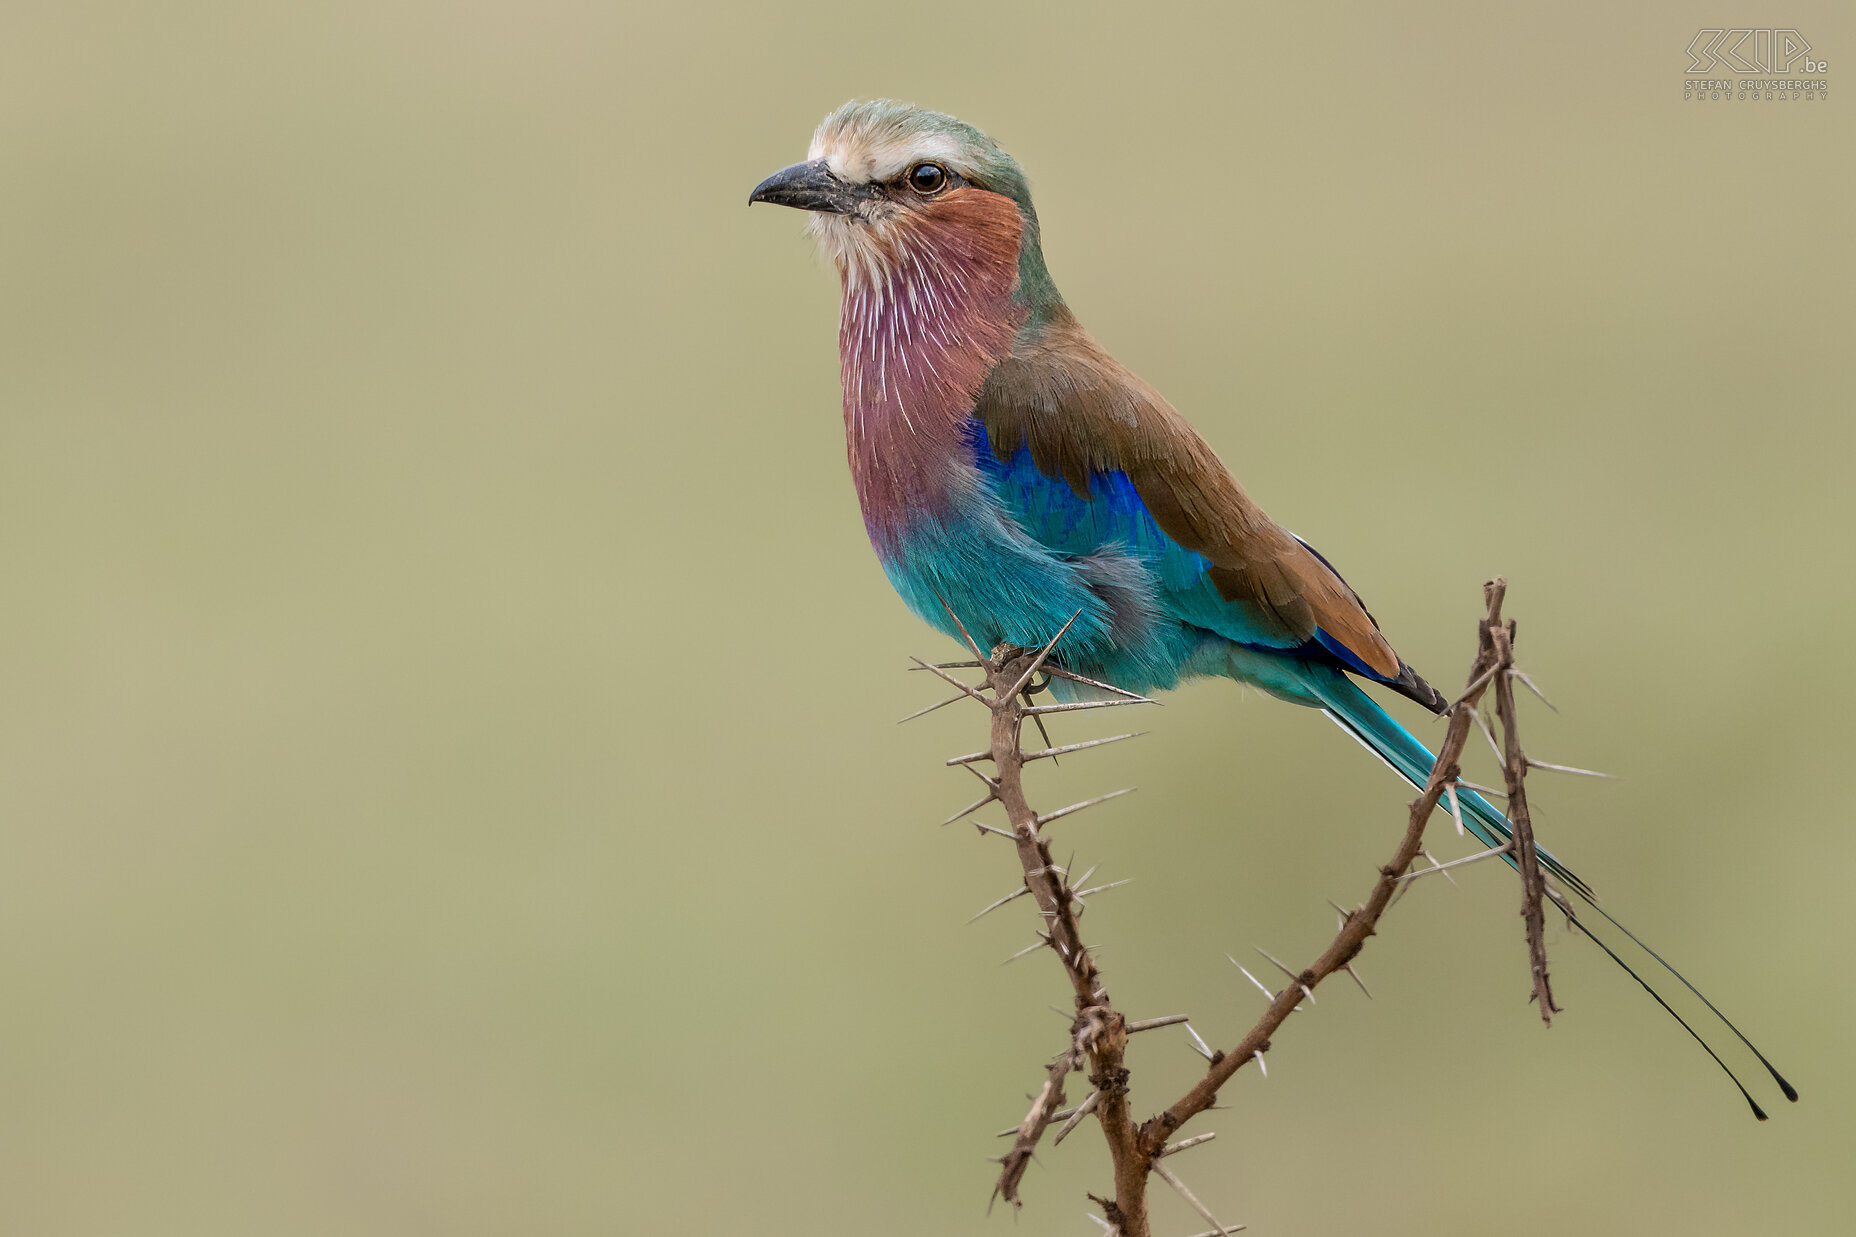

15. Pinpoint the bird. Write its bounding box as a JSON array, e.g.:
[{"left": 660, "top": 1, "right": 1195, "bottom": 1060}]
[{"left": 750, "top": 99, "right": 1792, "bottom": 1118}]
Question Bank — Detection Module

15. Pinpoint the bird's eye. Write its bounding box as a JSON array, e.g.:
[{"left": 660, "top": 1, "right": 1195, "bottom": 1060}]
[{"left": 907, "top": 163, "right": 948, "bottom": 195}]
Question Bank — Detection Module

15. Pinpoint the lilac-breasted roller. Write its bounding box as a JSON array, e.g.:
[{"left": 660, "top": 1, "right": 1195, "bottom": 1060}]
[{"left": 750, "top": 100, "right": 1792, "bottom": 1117}]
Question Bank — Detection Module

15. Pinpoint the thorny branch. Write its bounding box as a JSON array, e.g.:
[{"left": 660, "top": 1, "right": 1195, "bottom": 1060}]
[
  {"left": 915, "top": 580, "right": 1563, "bottom": 1236},
  {"left": 1490, "top": 617, "right": 1560, "bottom": 1022}
]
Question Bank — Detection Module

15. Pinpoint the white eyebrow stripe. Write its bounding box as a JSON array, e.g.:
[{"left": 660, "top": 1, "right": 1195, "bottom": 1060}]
[{"left": 808, "top": 130, "right": 966, "bottom": 185}]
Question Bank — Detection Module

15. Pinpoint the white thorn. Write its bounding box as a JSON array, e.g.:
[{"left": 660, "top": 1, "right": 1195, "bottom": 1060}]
[
  {"left": 1036, "top": 787, "right": 1136, "bottom": 827},
  {"left": 1183, "top": 1022, "right": 1216, "bottom": 1061},
  {"left": 1152, "top": 1162, "right": 1231, "bottom": 1236},
  {"left": 968, "top": 885, "right": 1031, "bottom": 923},
  {"left": 1527, "top": 758, "right": 1618, "bottom": 779},
  {"left": 1395, "top": 842, "right": 1513, "bottom": 883},
  {"left": 1158, "top": 1132, "right": 1218, "bottom": 1158},
  {"left": 1228, "top": 957, "right": 1275, "bottom": 1003},
  {"left": 1255, "top": 947, "right": 1315, "bottom": 1004}
]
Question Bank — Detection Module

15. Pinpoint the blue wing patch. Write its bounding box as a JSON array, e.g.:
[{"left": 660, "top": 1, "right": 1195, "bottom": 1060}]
[
  {"left": 965, "top": 418, "right": 1401, "bottom": 684},
  {"left": 965, "top": 419, "right": 1209, "bottom": 591}
]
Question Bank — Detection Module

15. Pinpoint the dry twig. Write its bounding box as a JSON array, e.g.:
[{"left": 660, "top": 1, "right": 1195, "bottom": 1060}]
[
  {"left": 921, "top": 580, "right": 1560, "bottom": 1235},
  {"left": 1489, "top": 618, "right": 1560, "bottom": 1022}
]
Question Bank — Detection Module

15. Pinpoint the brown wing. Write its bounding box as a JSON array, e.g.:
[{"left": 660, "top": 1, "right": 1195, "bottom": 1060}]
[{"left": 976, "top": 308, "right": 1445, "bottom": 712}]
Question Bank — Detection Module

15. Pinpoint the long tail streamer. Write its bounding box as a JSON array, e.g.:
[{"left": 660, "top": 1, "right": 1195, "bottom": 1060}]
[{"left": 1301, "top": 664, "right": 1796, "bottom": 1119}]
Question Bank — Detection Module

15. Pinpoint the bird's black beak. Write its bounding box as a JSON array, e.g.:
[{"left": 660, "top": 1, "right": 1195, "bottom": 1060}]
[{"left": 748, "top": 160, "right": 865, "bottom": 214}]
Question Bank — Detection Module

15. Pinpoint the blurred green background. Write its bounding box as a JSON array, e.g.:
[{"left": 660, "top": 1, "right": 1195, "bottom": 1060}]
[{"left": 1, "top": 2, "right": 1849, "bottom": 1233}]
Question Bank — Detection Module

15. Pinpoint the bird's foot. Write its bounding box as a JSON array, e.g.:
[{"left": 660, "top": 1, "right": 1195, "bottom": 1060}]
[{"left": 988, "top": 643, "right": 1054, "bottom": 694}]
